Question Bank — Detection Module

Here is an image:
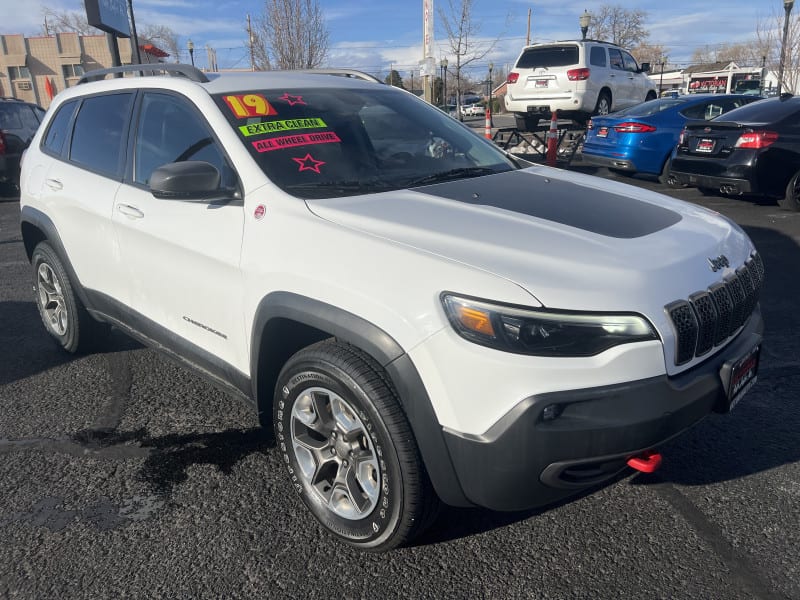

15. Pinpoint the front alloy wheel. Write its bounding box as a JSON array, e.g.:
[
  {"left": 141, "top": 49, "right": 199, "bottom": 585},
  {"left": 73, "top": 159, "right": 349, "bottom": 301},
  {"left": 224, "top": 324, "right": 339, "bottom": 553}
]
[
  {"left": 274, "top": 341, "right": 439, "bottom": 551},
  {"left": 291, "top": 386, "right": 381, "bottom": 519}
]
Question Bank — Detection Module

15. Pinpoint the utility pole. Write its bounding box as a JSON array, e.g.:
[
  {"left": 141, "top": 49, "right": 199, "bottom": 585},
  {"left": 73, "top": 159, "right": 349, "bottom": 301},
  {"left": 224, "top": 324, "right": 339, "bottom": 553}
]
[
  {"left": 247, "top": 14, "right": 256, "bottom": 71},
  {"left": 44, "top": 15, "right": 51, "bottom": 37},
  {"left": 526, "top": 9, "right": 531, "bottom": 46}
]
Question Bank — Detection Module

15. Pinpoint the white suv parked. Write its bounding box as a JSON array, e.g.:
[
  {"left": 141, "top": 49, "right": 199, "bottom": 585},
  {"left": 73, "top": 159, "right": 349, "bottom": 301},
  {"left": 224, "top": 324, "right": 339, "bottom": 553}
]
[
  {"left": 505, "top": 39, "right": 658, "bottom": 130},
  {"left": 20, "top": 64, "right": 763, "bottom": 551}
]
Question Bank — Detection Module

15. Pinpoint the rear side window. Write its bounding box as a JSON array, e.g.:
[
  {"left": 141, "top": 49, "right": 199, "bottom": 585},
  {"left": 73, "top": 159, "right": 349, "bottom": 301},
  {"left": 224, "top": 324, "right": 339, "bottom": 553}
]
[
  {"left": 70, "top": 93, "right": 134, "bottom": 176},
  {"left": 42, "top": 100, "right": 78, "bottom": 156},
  {"left": 0, "top": 104, "right": 23, "bottom": 129},
  {"left": 589, "top": 46, "right": 607, "bottom": 67},
  {"left": 516, "top": 46, "right": 579, "bottom": 69},
  {"left": 712, "top": 98, "right": 800, "bottom": 124}
]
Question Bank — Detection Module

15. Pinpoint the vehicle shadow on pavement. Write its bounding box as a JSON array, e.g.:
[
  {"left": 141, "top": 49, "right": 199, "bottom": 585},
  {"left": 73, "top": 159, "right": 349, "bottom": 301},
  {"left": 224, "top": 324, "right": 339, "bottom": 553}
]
[
  {"left": 0, "top": 301, "right": 141, "bottom": 387},
  {"left": 71, "top": 426, "right": 272, "bottom": 497}
]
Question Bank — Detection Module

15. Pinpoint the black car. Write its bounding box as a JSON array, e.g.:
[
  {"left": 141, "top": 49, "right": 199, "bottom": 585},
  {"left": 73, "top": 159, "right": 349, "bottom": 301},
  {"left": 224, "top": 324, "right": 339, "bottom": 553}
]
[
  {"left": 0, "top": 97, "right": 45, "bottom": 197},
  {"left": 670, "top": 94, "right": 800, "bottom": 211}
]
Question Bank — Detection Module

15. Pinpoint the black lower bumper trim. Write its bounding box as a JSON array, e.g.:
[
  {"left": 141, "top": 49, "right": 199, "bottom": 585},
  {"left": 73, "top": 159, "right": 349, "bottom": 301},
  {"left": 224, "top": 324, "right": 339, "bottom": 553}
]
[{"left": 443, "top": 308, "right": 763, "bottom": 511}]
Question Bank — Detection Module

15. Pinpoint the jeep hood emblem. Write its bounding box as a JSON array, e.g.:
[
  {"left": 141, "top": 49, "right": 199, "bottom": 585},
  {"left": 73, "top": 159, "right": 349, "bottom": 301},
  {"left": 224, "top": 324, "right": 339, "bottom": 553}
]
[{"left": 707, "top": 255, "right": 729, "bottom": 272}]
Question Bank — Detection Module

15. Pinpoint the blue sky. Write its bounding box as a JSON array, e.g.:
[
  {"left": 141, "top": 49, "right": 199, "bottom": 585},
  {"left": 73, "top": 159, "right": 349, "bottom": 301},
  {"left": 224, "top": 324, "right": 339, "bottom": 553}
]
[{"left": 0, "top": 0, "right": 784, "bottom": 78}]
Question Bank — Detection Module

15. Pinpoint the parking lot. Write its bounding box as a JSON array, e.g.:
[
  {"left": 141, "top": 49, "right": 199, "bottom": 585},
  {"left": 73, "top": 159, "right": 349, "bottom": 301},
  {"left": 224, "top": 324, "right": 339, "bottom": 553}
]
[{"left": 1, "top": 162, "right": 799, "bottom": 599}]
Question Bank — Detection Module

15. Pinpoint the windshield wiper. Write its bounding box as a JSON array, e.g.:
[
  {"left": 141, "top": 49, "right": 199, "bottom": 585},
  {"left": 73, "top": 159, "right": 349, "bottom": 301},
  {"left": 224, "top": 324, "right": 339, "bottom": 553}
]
[
  {"left": 406, "top": 167, "right": 503, "bottom": 188},
  {"left": 284, "top": 180, "right": 395, "bottom": 196}
]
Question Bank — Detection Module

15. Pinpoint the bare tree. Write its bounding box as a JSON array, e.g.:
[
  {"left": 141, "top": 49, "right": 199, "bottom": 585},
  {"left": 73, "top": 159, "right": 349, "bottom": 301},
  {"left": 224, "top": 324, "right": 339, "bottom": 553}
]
[
  {"left": 631, "top": 43, "right": 670, "bottom": 70},
  {"left": 588, "top": 5, "right": 649, "bottom": 49},
  {"left": 253, "top": 0, "right": 329, "bottom": 70},
  {"left": 41, "top": 2, "right": 93, "bottom": 36},
  {"left": 690, "top": 43, "right": 759, "bottom": 66},
  {"left": 139, "top": 24, "right": 180, "bottom": 63},
  {"left": 438, "top": 0, "right": 501, "bottom": 117},
  {"left": 756, "top": 7, "right": 800, "bottom": 93}
]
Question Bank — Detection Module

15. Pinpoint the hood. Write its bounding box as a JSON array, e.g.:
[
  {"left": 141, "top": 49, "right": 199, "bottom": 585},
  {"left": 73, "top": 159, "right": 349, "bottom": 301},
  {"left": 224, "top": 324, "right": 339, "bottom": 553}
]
[{"left": 306, "top": 167, "right": 755, "bottom": 316}]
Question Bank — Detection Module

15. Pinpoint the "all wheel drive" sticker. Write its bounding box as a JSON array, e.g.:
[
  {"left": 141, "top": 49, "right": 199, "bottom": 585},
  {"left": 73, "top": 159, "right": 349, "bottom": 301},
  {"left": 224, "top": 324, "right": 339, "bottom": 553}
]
[{"left": 252, "top": 131, "right": 341, "bottom": 153}]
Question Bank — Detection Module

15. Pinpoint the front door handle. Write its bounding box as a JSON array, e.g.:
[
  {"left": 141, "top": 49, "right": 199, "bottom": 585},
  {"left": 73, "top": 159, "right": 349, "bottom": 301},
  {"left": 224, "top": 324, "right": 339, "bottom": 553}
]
[
  {"left": 45, "top": 178, "right": 63, "bottom": 191},
  {"left": 117, "top": 203, "right": 145, "bottom": 219}
]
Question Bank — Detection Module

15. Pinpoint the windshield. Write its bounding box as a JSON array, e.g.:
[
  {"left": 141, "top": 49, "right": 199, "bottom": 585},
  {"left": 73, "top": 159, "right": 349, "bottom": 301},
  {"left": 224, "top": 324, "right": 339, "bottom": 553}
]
[
  {"left": 713, "top": 97, "right": 798, "bottom": 124},
  {"left": 213, "top": 86, "right": 516, "bottom": 198}
]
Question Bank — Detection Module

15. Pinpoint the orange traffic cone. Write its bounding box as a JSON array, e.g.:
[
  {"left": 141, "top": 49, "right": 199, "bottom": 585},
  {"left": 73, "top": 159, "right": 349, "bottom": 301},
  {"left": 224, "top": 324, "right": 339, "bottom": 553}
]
[
  {"left": 485, "top": 108, "right": 492, "bottom": 139},
  {"left": 546, "top": 110, "right": 558, "bottom": 167}
]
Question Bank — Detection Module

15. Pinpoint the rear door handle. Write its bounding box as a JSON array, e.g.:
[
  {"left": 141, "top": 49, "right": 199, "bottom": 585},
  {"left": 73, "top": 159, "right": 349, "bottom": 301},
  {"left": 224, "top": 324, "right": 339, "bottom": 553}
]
[
  {"left": 45, "top": 178, "right": 63, "bottom": 191},
  {"left": 117, "top": 203, "right": 145, "bottom": 219}
]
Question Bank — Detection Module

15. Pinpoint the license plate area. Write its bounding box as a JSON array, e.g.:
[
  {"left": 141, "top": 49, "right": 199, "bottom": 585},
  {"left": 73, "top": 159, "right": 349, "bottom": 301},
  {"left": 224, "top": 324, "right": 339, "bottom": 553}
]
[
  {"left": 696, "top": 139, "right": 715, "bottom": 153},
  {"left": 535, "top": 79, "right": 549, "bottom": 88},
  {"left": 597, "top": 127, "right": 609, "bottom": 138},
  {"left": 718, "top": 343, "right": 760, "bottom": 413}
]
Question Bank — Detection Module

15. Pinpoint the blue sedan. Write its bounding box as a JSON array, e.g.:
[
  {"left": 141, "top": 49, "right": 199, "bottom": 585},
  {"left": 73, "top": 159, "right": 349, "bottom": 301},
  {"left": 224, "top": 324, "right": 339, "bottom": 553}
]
[{"left": 581, "top": 94, "right": 762, "bottom": 183}]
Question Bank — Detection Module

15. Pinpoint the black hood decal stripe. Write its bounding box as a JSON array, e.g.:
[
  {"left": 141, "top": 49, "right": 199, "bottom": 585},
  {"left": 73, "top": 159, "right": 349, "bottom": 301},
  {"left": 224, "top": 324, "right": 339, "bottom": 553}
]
[{"left": 414, "top": 170, "right": 681, "bottom": 239}]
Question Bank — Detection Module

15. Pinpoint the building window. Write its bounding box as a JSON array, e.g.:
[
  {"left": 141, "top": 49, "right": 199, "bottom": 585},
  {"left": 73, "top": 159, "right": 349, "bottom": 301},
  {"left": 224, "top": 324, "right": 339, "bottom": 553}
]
[
  {"left": 62, "top": 64, "right": 85, "bottom": 79},
  {"left": 8, "top": 65, "right": 31, "bottom": 81}
]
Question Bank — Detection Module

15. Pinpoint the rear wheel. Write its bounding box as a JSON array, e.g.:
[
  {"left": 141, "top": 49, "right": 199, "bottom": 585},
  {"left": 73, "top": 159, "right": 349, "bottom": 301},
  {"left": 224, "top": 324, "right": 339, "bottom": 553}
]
[
  {"left": 31, "top": 242, "right": 106, "bottom": 353},
  {"left": 658, "top": 158, "right": 679, "bottom": 187},
  {"left": 593, "top": 91, "right": 611, "bottom": 116},
  {"left": 514, "top": 112, "right": 540, "bottom": 132},
  {"left": 274, "top": 341, "right": 439, "bottom": 551},
  {"left": 778, "top": 170, "right": 800, "bottom": 211}
]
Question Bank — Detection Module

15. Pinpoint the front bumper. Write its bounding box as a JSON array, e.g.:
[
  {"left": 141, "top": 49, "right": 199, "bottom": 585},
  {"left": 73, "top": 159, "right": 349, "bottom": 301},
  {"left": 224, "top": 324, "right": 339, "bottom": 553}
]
[{"left": 442, "top": 307, "right": 763, "bottom": 511}]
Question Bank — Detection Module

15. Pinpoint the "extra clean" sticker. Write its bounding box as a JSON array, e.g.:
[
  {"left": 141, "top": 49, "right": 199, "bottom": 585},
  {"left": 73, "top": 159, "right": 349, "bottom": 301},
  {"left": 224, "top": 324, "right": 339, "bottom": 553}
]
[{"left": 238, "top": 118, "right": 327, "bottom": 137}]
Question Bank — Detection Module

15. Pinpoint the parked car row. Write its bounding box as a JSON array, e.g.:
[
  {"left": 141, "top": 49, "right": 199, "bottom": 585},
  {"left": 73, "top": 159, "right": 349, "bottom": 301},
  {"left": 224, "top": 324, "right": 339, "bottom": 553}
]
[{"left": 580, "top": 93, "right": 800, "bottom": 211}]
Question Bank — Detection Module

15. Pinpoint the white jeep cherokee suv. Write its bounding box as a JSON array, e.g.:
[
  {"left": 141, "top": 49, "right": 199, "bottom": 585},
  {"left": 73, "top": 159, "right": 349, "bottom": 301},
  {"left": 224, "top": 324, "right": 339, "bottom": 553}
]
[
  {"left": 505, "top": 39, "right": 658, "bottom": 130},
  {"left": 20, "top": 64, "right": 762, "bottom": 551}
]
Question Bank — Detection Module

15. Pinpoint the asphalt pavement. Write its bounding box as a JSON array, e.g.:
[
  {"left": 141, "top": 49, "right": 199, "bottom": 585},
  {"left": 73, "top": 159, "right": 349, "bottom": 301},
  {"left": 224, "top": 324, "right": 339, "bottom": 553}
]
[{"left": 1, "top": 160, "right": 799, "bottom": 599}]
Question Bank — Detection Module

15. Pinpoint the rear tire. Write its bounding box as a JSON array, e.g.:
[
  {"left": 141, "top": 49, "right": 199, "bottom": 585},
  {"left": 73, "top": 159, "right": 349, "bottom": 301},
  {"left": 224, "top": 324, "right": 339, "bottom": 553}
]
[
  {"left": 593, "top": 91, "right": 611, "bottom": 116},
  {"left": 514, "top": 112, "right": 540, "bottom": 132},
  {"left": 658, "top": 158, "right": 679, "bottom": 187},
  {"left": 274, "top": 341, "right": 439, "bottom": 551},
  {"left": 778, "top": 171, "right": 800, "bottom": 211},
  {"left": 31, "top": 242, "right": 106, "bottom": 353}
]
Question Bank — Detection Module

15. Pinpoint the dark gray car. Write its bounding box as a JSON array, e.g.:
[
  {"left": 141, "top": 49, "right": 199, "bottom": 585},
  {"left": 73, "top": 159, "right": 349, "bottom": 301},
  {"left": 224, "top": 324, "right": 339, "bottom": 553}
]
[{"left": 0, "top": 98, "right": 45, "bottom": 197}]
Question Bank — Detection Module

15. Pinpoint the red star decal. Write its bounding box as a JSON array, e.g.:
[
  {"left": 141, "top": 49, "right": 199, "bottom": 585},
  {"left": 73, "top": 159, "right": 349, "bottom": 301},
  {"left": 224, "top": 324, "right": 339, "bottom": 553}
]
[
  {"left": 292, "top": 153, "right": 325, "bottom": 173},
  {"left": 279, "top": 93, "right": 306, "bottom": 106}
]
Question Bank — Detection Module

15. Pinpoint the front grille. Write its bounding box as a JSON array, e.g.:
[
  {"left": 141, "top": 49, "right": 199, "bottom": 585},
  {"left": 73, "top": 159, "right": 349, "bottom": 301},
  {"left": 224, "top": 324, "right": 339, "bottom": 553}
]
[{"left": 666, "top": 252, "right": 764, "bottom": 365}]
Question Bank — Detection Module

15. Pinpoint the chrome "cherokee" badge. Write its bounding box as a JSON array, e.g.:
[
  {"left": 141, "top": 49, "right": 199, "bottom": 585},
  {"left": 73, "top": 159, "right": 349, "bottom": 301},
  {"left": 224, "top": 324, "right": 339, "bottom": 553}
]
[{"left": 707, "top": 255, "right": 730, "bottom": 272}]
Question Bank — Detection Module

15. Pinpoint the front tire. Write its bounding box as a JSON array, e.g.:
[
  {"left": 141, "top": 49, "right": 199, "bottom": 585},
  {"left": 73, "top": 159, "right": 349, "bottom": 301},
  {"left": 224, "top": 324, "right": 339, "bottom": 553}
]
[
  {"left": 31, "top": 242, "right": 105, "bottom": 353},
  {"left": 274, "top": 341, "right": 438, "bottom": 551},
  {"left": 778, "top": 170, "right": 800, "bottom": 211}
]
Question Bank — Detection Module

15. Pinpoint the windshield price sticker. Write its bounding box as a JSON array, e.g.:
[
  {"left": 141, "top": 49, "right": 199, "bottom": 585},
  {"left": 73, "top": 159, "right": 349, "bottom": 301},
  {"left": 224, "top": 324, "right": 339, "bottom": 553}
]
[
  {"left": 239, "top": 117, "right": 328, "bottom": 137},
  {"left": 223, "top": 94, "right": 278, "bottom": 118},
  {"left": 252, "top": 131, "right": 341, "bottom": 153}
]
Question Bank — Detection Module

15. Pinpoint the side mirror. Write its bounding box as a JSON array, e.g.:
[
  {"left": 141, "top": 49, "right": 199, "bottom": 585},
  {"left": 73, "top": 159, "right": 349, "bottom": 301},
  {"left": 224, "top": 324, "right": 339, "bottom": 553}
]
[
  {"left": 150, "top": 161, "right": 228, "bottom": 201},
  {"left": 640, "top": 62, "right": 651, "bottom": 73}
]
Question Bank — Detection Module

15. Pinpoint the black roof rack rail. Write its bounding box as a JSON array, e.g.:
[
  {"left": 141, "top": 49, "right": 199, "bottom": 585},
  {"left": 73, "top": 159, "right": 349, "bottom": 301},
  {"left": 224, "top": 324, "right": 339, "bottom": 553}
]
[
  {"left": 77, "top": 63, "right": 209, "bottom": 85},
  {"left": 288, "top": 69, "right": 384, "bottom": 84}
]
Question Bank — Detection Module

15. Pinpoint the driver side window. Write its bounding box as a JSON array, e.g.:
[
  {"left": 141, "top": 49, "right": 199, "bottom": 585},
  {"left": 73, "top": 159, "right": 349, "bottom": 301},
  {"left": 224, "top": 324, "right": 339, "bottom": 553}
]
[{"left": 134, "top": 93, "right": 231, "bottom": 187}]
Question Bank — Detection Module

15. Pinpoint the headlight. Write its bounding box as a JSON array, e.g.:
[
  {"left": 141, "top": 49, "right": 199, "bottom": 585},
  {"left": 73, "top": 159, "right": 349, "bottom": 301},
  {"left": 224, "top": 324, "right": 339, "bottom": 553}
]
[{"left": 441, "top": 294, "right": 658, "bottom": 357}]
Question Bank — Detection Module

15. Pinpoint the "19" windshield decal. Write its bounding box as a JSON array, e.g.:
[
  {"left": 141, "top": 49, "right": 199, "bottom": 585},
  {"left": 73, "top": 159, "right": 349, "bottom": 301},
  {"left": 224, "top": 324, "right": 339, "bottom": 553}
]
[{"left": 223, "top": 94, "right": 278, "bottom": 118}]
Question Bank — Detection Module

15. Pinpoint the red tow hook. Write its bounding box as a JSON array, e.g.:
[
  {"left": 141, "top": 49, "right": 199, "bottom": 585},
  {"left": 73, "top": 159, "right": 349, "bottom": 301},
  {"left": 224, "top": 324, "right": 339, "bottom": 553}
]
[{"left": 627, "top": 450, "right": 662, "bottom": 473}]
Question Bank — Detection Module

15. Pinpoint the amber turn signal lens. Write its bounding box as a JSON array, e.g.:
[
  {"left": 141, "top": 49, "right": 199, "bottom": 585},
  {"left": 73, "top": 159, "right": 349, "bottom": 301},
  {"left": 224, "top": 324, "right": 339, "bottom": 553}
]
[{"left": 455, "top": 305, "right": 495, "bottom": 336}]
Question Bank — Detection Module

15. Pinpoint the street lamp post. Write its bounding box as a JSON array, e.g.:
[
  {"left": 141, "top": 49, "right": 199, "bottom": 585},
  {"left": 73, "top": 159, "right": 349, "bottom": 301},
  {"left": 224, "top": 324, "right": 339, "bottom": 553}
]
[
  {"left": 579, "top": 10, "right": 591, "bottom": 40},
  {"left": 440, "top": 58, "right": 448, "bottom": 108},
  {"left": 659, "top": 59, "right": 666, "bottom": 94},
  {"left": 187, "top": 39, "right": 195, "bottom": 67},
  {"left": 488, "top": 61, "right": 494, "bottom": 126},
  {"left": 778, "top": 0, "right": 795, "bottom": 95}
]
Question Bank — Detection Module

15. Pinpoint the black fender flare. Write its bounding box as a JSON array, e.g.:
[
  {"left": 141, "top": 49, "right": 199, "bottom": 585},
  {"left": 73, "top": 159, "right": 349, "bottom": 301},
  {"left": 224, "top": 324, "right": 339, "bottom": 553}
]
[
  {"left": 20, "top": 205, "right": 94, "bottom": 310},
  {"left": 250, "top": 291, "right": 471, "bottom": 507}
]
